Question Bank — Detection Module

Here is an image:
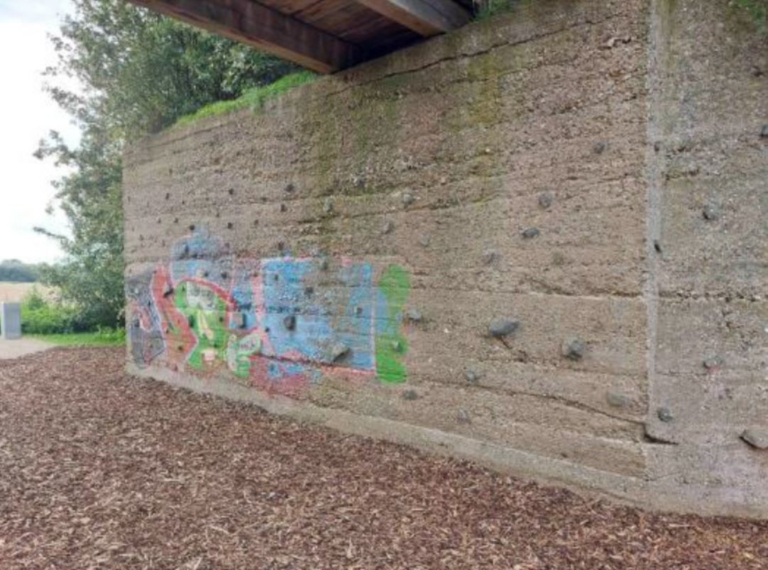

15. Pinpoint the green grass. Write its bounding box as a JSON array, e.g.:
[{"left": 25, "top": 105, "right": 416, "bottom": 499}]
[
  {"left": 174, "top": 71, "right": 316, "bottom": 127},
  {"left": 30, "top": 330, "right": 126, "bottom": 347}
]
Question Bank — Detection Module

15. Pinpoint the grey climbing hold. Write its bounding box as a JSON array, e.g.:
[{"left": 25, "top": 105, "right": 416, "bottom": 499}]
[
  {"left": 606, "top": 391, "right": 632, "bottom": 409},
  {"left": 283, "top": 315, "right": 296, "bottom": 331},
  {"left": 285, "top": 183, "right": 295, "bottom": 192},
  {"left": 489, "top": 318, "right": 520, "bottom": 338},
  {"left": 657, "top": 407, "right": 674, "bottom": 423},
  {"left": 382, "top": 220, "right": 395, "bottom": 235},
  {"left": 402, "top": 193, "right": 414, "bottom": 206},
  {"left": 761, "top": 124, "right": 768, "bottom": 139},
  {"left": 464, "top": 369, "right": 480, "bottom": 383},
  {"left": 328, "top": 343, "right": 350, "bottom": 362},
  {"left": 522, "top": 227, "right": 540, "bottom": 239},
  {"left": 405, "top": 309, "right": 423, "bottom": 323},
  {"left": 280, "top": 203, "right": 287, "bottom": 212},
  {"left": 482, "top": 250, "right": 498, "bottom": 265},
  {"left": 391, "top": 340, "right": 404, "bottom": 353},
  {"left": 319, "top": 258, "right": 329, "bottom": 271},
  {"left": 593, "top": 141, "right": 607, "bottom": 154},
  {"left": 355, "top": 306, "right": 363, "bottom": 316},
  {"left": 419, "top": 235, "right": 431, "bottom": 247},
  {"left": 740, "top": 428, "right": 768, "bottom": 450},
  {"left": 703, "top": 356, "right": 723, "bottom": 371},
  {"left": 457, "top": 409, "right": 471, "bottom": 424},
  {"left": 702, "top": 204, "right": 720, "bottom": 221},
  {"left": 401, "top": 390, "right": 419, "bottom": 401},
  {"left": 562, "top": 338, "right": 585, "bottom": 360},
  {"left": 323, "top": 199, "right": 334, "bottom": 214},
  {"left": 538, "top": 192, "right": 553, "bottom": 209}
]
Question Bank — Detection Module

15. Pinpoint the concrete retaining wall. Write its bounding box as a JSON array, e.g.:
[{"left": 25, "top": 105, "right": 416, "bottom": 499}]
[{"left": 123, "top": 0, "right": 768, "bottom": 517}]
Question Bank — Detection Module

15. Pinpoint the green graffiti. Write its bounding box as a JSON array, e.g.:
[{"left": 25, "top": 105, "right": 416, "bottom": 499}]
[
  {"left": 174, "top": 281, "right": 229, "bottom": 369},
  {"left": 375, "top": 264, "right": 411, "bottom": 383}
]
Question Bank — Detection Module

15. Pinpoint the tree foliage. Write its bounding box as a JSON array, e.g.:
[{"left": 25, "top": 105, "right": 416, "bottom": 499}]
[
  {"left": 36, "top": 0, "right": 296, "bottom": 328},
  {"left": 0, "top": 260, "right": 40, "bottom": 283}
]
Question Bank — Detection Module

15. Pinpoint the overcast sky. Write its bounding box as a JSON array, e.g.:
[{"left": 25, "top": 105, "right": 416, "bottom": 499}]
[{"left": 0, "top": 0, "right": 77, "bottom": 264}]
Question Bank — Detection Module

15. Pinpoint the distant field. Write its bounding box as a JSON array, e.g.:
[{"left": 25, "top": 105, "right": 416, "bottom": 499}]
[{"left": 0, "top": 282, "right": 52, "bottom": 303}]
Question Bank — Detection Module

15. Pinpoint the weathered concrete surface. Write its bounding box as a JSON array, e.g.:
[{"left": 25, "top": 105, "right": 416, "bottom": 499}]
[
  {"left": 0, "top": 338, "right": 52, "bottom": 360},
  {"left": 123, "top": 0, "right": 768, "bottom": 517}
]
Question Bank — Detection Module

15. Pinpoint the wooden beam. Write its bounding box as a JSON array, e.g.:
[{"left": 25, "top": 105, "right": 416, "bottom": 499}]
[
  {"left": 127, "top": 0, "right": 367, "bottom": 73},
  {"left": 355, "top": 0, "right": 470, "bottom": 36}
]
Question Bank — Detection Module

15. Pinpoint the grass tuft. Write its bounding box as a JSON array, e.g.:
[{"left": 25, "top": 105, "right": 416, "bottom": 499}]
[{"left": 174, "top": 71, "right": 316, "bottom": 127}]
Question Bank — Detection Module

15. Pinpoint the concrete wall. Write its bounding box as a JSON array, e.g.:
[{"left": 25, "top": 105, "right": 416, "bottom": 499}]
[{"left": 123, "top": 0, "right": 768, "bottom": 517}]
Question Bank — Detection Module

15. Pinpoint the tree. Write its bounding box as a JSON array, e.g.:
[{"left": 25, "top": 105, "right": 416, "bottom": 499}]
[{"left": 36, "top": 0, "right": 296, "bottom": 328}]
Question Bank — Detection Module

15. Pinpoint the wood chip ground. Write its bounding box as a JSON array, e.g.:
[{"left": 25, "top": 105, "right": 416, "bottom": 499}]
[{"left": 0, "top": 348, "right": 766, "bottom": 569}]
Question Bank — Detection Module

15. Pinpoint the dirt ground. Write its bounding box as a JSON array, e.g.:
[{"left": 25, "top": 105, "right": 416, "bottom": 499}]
[{"left": 0, "top": 348, "right": 766, "bottom": 570}]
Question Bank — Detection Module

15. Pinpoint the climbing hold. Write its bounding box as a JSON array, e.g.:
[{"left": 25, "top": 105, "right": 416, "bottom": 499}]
[
  {"left": 653, "top": 240, "right": 662, "bottom": 254},
  {"left": 401, "top": 389, "right": 419, "bottom": 401},
  {"left": 703, "top": 356, "right": 723, "bottom": 371},
  {"left": 328, "top": 343, "right": 350, "bottom": 362},
  {"left": 562, "top": 338, "right": 585, "bottom": 360},
  {"left": 606, "top": 391, "right": 632, "bottom": 409},
  {"left": 402, "top": 193, "right": 414, "bottom": 206},
  {"left": 285, "top": 182, "right": 295, "bottom": 192},
  {"left": 457, "top": 409, "right": 471, "bottom": 424},
  {"left": 761, "top": 124, "right": 768, "bottom": 139},
  {"left": 228, "top": 188, "right": 235, "bottom": 195},
  {"left": 323, "top": 199, "right": 334, "bottom": 214},
  {"left": 657, "top": 407, "right": 674, "bottom": 423},
  {"left": 382, "top": 220, "right": 395, "bottom": 235},
  {"left": 227, "top": 222, "right": 234, "bottom": 229},
  {"left": 280, "top": 203, "right": 287, "bottom": 212},
  {"left": 702, "top": 204, "right": 720, "bottom": 221},
  {"left": 489, "top": 318, "right": 520, "bottom": 338},
  {"left": 464, "top": 369, "right": 480, "bottom": 383},
  {"left": 189, "top": 224, "right": 196, "bottom": 232},
  {"left": 305, "top": 286, "right": 315, "bottom": 298},
  {"left": 538, "top": 192, "right": 554, "bottom": 209},
  {"left": 283, "top": 315, "right": 296, "bottom": 331},
  {"left": 593, "top": 141, "right": 607, "bottom": 154},
  {"left": 482, "top": 250, "right": 498, "bottom": 265},
  {"left": 391, "top": 340, "right": 404, "bottom": 353},
  {"left": 162, "top": 284, "right": 174, "bottom": 298},
  {"left": 405, "top": 309, "right": 422, "bottom": 323},
  {"left": 419, "top": 235, "right": 431, "bottom": 247},
  {"left": 522, "top": 227, "right": 540, "bottom": 239},
  {"left": 319, "top": 258, "right": 329, "bottom": 271},
  {"left": 740, "top": 428, "right": 768, "bottom": 450}
]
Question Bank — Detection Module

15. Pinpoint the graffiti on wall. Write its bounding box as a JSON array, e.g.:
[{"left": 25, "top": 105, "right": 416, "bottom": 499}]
[{"left": 127, "top": 228, "right": 411, "bottom": 396}]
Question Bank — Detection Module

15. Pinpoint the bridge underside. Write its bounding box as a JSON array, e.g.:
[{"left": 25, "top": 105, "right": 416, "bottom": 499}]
[{"left": 128, "top": 0, "right": 473, "bottom": 73}]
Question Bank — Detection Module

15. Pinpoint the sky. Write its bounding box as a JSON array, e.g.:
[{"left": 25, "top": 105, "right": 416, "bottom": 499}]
[{"left": 0, "top": 0, "right": 77, "bottom": 264}]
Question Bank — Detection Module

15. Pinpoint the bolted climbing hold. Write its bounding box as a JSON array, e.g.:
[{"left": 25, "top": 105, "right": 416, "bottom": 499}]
[
  {"left": 702, "top": 203, "right": 720, "bottom": 221},
  {"left": 761, "top": 124, "right": 768, "bottom": 139},
  {"left": 319, "top": 258, "right": 330, "bottom": 271},
  {"left": 381, "top": 220, "right": 395, "bottom": 235},
  {"left": 593, "top": 141, "right": 607, "bottom": 154},
  {"left": 606, "top": 391, "right": 632, "bottom": 409},
  {"left": 283, "top": 315, "right": 296, "bottom": 331},
  {"left": 285, "top": 182, "right": 295, "bottom": 192},
  {"left": 740, "top": 428, "right": 768, "bottom": 450},
  {"left": 538, "top": 192, "right": 554, "bottom": 209},
  {"left": 405, "top": 308, "right": 422, "bottom": 323},
  {"left": 401, "top": 389, "right": 419, "bottom": 401},
  {"left": 391, "top": 340, "right": 404, "bottom": 353},
  {"left": 522, "top": 227, "right": 540, "bottom": 239},
  {"left": 562, "top": 338, "right": 585, "bottom": 360},
  {"left": 457, "top": 409, "right": 471, "bottom": 424},
  {"left": 464, "top": 369, "right": 480, "bottom": 383},
  {"left": 657, "top": 407, "right": 674, "bottom": 423},
  {"left": 354, "top": 306, "right": 363, "bottom": 316},
  {"left": 323, "top": 199, "right": 334, "bottom": 214},
  {"left": 402, "top": 193, "right": 414, "bottom": 206},
  {"left": 280, "top": 203, "right": 287, "bottom": 212},
  {"left": 489, "top": 318, "right": 520, "bottom": 338},
  {"left": 419, "top": 235, "right": 431, "bottom": 248},
  {"left": 162, "top": 284, "right": 174, "bottom": 298}
]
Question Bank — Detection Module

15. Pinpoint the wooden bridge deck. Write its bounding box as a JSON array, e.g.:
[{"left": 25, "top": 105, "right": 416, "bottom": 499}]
[{"left": 128, "top": 0, "right": 474, "bottom": 73}]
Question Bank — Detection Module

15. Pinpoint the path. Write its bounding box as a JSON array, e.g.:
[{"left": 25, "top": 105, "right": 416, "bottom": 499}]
[
  {"left": 0, "top": 347, "right": 765, "bottom": 569},
  {"left": 0, "top": 337, "right": 52, "bottom": 360}
]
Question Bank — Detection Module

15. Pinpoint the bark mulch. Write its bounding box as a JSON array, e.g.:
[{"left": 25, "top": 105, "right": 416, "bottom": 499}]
[{"left": 0, "top": 348, "right": 766, "bottom": 570}]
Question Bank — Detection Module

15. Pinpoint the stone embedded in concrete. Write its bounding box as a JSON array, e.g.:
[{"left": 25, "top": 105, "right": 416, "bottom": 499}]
[
  {"left": 606, "top": 391, "right": 633, "bottom": 409},
  {"left": 488, "top": 318, "right": 520, "bottom": 338},
  {"left": 464, "top": 369, "right": 480, "bottom": 383},
  {"left": 657, "top": 408, "right": 674, "bottom": 423},
  {"left": 760, "top": 124, "right": 768, "bottom": 138},
  {"left": 538, "top": 192, "right": 554, "bottom": 210},
  {"left": 405, "top": 309, "right": 423, "bottom": 323},
  {"left": 402, "top": 389, "right": 419, "bottom": 401}
]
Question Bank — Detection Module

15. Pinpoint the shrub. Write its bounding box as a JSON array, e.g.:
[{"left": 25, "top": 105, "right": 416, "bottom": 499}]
[{"left": 20, "top": 288, "right": 84, "bottom": 334}]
